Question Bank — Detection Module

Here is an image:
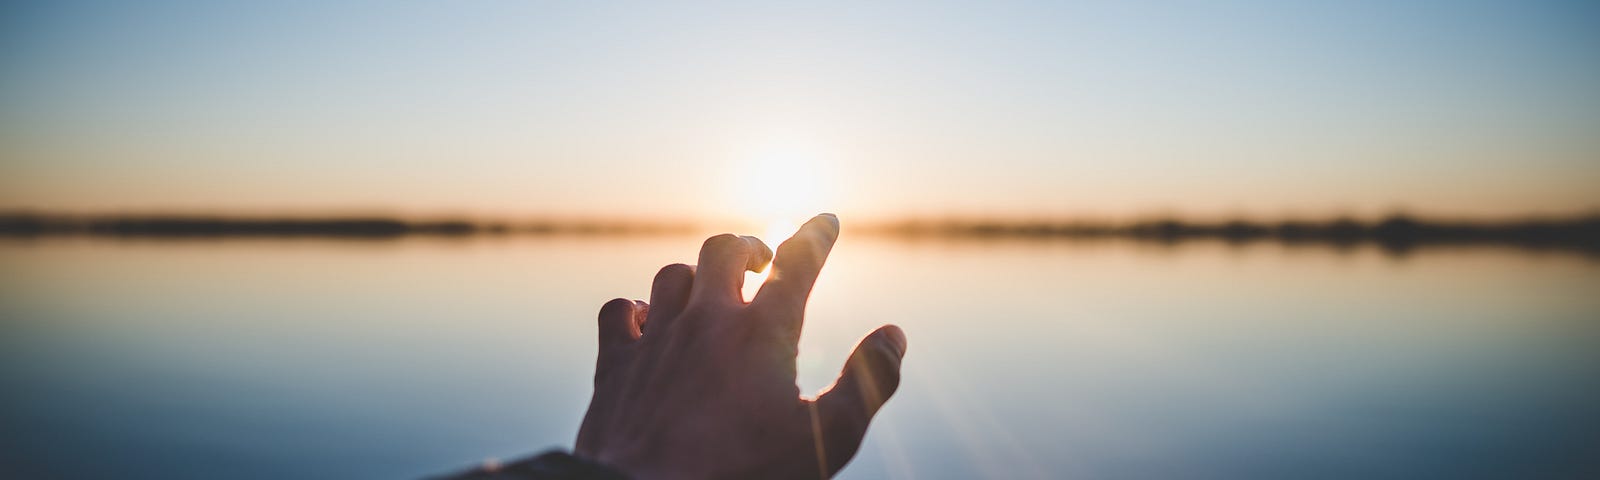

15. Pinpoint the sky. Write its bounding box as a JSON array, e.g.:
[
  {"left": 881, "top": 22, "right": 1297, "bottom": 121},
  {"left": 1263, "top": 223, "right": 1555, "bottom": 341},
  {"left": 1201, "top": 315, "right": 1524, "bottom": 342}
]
[{"left": 1, "top": 0, "right": 1598, "bottom": 224}]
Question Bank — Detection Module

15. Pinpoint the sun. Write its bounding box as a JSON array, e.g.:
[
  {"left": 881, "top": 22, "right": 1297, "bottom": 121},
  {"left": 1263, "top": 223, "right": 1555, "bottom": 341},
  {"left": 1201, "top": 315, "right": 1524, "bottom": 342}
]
[
  {"left": 727, "top": 134, "right": 840, "bottom": 234},
  {"left": 733, "top": 147, "right": 827, "bottom": 224},
  {"left": 730, "top": 142, "right": 832, "bottom": 300}
]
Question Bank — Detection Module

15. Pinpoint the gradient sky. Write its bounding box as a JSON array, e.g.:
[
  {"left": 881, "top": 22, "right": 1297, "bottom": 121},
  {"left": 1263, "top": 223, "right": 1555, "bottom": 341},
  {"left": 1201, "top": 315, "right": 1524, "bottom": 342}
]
[{"left": 2, "top": 0, "right": 1597, "bottom": 222}]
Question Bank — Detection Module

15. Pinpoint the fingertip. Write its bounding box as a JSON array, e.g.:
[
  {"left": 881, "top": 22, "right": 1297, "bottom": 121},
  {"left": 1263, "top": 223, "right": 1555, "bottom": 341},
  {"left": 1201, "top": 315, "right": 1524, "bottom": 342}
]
[
  {"left": 702, "top": 233, "right": 748, "bottom": 255},
  {"left": 876, "top": 324, "right": 907, "bottom": 358},
  {"left": 693, "top": 233, "right": 767, "bottom": 305},
  {"left": 600, "top": 297, "right": 636, "bottom": 317},
  {"left": 741, "top": 235, "right": 773, "bottom": 273},
  {"left": 597, "top": 297, "right": 641, "bottom": 345},
  {"left": 810, "top": 213, "right": 841, "bottom": 237},
  {"left": 647, "top": 264, "right": 695, "bottom": 330},
  {"left": 816, "top": 323, "right": 906, "bottom": 446},
  {"left": 654, "top": 262, "right": 695, "bottom": 281}
]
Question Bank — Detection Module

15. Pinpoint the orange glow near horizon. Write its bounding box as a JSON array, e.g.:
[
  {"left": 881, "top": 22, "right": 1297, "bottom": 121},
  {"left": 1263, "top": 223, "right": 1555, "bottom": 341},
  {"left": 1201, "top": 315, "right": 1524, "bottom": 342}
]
[{"left": 3, "top": 2, "right": 1598, "bottom": 222}]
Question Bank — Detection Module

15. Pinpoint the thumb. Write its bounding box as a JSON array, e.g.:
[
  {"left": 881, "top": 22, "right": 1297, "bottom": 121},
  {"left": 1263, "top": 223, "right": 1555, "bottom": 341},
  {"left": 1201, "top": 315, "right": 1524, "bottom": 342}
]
[{"left": 813, "top": 324, "right": 907, "bottom": 474}]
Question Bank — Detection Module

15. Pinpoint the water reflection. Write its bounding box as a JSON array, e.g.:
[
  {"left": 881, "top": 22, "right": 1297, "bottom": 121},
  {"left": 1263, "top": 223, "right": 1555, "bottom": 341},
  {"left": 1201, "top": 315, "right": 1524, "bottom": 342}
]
[{"left": 1, "top": 238, "right": 1597, "bottom": 479}]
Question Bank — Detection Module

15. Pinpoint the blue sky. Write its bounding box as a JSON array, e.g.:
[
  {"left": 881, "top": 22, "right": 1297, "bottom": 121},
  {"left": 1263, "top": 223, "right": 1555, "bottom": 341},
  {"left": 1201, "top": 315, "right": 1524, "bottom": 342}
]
[{"left": 2, "top": 0, "right": 1597, "bottom": 221}]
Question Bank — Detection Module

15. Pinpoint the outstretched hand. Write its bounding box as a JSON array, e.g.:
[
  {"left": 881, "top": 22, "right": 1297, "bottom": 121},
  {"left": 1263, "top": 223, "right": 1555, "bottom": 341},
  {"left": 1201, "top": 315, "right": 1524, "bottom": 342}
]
[{"left": 575, "top": 214, "right": 907, "bottom": 479}]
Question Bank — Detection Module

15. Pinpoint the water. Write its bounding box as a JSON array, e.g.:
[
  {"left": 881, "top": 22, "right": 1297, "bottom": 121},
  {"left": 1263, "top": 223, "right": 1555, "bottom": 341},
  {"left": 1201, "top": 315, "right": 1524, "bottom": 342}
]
[{"left": 2, "top": 236, "right": 1597, "bottom": 479}]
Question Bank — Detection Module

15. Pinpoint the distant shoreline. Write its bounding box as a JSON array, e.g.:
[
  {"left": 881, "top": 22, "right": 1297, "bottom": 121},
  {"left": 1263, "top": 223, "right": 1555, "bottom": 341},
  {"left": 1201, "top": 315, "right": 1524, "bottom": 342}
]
[
  {"left": 0, "top": 214, "right": 697, "bottom": 238},
  {"left": 2, "top": 212, "right": 1597, "bottom": 256},
  {"left": 858, "top": 215, "right": 1600, "bottom": 256}
]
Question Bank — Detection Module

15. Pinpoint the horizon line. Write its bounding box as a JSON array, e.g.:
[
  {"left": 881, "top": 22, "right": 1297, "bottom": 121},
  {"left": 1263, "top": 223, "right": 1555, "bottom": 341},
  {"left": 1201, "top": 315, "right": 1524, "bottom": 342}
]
[{"left": 2, "top": 211, "right": 1597, "bottom": 257}]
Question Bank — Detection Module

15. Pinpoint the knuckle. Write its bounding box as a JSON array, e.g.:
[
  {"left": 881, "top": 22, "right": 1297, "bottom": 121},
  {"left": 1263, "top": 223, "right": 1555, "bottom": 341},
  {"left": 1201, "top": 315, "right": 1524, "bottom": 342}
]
[
  {"left": 777, "top": 236, "right": 823, "bottom": 262},
  {"left": 822, "top": 402, "right": 872, "bottom": 438},
  {"left": 876, "top": 359, "right": 903, "bottom": 391},
  {"left": 670, "top": 304, "right": 713, "bottom": 329},
  {"left": 740, "top": 235, "right": 772, "bottom": 254},
  {"left": 701, "top": 233, "right": 747, "bottom": 253},
  {"left": 599, "top": 297, "right": 634, "bottom": 316},
  {"left": 809, "top": 225, "right": 838, "bottom": 246},
  {"left": 776, "top": 234, "right": 808, "bottom": 253},
  {"left": 655, "top": 262, "right": 694, "bottom": 280}
]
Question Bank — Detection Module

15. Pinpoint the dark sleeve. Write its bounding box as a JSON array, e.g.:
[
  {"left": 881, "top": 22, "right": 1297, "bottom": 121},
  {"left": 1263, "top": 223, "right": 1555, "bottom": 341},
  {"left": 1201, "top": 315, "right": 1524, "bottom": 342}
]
[{"left": 433, "top": 450, "right": 630, "bottom": 480}]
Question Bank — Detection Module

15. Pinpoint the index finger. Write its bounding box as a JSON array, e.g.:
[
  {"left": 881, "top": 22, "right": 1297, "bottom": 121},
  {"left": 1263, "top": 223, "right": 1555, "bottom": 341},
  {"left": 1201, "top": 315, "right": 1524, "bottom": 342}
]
[{"left": 752, "top": 213, "right": 840, "bottom": 330}]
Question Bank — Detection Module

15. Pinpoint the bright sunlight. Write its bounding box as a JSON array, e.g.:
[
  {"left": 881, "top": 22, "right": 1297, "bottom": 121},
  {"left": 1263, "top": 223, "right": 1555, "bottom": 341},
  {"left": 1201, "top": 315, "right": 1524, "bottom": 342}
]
[{"left": 730, "top": 140, "right": 832, "bottom": 301}]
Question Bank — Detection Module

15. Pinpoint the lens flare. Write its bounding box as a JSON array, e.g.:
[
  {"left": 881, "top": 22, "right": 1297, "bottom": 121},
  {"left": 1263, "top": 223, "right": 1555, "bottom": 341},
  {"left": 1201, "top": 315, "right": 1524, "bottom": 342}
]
[{"left": 743, "top": 219, "right": 801, "bottom": 302}]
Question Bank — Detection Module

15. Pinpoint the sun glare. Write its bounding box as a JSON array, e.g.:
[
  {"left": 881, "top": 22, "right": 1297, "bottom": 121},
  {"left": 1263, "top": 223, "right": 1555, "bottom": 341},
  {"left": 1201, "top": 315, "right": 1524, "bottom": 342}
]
[
  {"left": 743, "top": 219, "right": 800, "bottom": 301},
  {"left": 730, "top": 141, "right": 831, "bottom": 227},
  {"left": 731, "top": 140, "right": 829, "bottom": 301}
]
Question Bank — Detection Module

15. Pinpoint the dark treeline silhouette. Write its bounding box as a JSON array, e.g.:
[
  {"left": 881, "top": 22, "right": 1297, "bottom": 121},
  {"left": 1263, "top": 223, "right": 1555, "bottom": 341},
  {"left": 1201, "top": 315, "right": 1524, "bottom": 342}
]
[
  {"left": 2, "top": 212, "right": 1597, "bottom": 256},
  {"left": 864, "top": 214, "right": 1600, "bottom": 256},
  {"left": 0, "top": 213, "right": 694, "bottom": 238}
]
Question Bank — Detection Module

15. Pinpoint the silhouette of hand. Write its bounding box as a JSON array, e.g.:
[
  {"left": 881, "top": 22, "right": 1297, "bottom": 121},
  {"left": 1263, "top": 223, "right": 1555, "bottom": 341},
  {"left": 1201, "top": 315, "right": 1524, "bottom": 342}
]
[{"left": 574, "top": 214, "right": 907, "bottom": 479}]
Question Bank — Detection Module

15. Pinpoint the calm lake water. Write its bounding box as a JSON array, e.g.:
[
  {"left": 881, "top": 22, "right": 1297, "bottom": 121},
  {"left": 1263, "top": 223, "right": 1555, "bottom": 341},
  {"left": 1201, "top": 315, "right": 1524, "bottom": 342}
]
[{"left": 2, "top": 236, "right": 1597, "bottom": 479}]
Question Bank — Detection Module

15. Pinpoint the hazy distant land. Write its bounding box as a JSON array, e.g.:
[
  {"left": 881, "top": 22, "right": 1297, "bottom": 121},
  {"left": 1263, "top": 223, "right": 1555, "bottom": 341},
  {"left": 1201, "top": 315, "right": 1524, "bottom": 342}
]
[{"left": 1, "top": 212, "right": 1596, "bottom": 256}]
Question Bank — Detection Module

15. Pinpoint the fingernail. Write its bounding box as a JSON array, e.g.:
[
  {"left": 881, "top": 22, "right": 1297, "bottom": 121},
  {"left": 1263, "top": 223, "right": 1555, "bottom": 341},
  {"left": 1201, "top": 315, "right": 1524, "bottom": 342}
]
[
  {"left": 740, "top": 235, "right": 771, "bottom": 272},
  {"left": 880, "top": 325, "right": 907, "bottom": 357},
  {"left": 816, "top": 213, "right": 840, "bottom": 230}
]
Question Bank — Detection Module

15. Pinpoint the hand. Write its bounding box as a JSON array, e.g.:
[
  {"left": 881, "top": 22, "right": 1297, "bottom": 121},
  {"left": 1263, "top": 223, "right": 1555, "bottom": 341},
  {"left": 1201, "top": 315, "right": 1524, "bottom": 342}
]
[{"left": 574, "top": 214, "right": 907, "bottom": 479}]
